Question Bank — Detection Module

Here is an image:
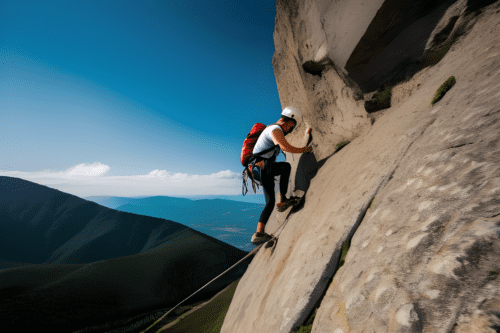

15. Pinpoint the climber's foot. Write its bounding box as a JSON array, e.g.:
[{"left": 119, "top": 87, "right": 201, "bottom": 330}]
[
  {"left": 251, "top": 232, "right": 273, "bottom": 244},
  {"left": 277, "top": 196, "right": 302, "bottom": 212}
]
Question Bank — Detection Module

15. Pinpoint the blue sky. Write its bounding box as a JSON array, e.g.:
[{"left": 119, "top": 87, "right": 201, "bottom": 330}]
[{"left": 1, "top": 0, "right": 281, "bottom": 200}]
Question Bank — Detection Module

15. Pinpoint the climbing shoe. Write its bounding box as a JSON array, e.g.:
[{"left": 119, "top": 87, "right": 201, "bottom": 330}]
[
  {"left": 251, "top": 232, "right": 273, "bottom": 244},
  {"left": 276, "top": 196, "right": 302, "bottom": 212}
]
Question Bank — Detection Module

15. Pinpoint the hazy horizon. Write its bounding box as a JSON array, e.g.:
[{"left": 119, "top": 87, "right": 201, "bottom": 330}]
[{"left": 85, "top": 193, "right": 266, "bottom": 204}]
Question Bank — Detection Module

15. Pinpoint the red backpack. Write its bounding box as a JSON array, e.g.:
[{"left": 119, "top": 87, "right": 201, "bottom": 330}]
[
  {"left": 241, "top": 123, "right": 267, "bottom": 167},
  {"left": 240, "top": 123, "right": 281, "bottom": 195}
]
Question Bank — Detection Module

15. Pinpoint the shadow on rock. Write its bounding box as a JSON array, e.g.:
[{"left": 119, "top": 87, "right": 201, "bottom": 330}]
[
  {"left": 293, "top": 152, "right": 319, "bottom": 196},
  {"left": 294, "top": 144, "right": 351, "bottom": 189},
  {"left": 291, "top": 135, "right": 351, "bottom": 211}
]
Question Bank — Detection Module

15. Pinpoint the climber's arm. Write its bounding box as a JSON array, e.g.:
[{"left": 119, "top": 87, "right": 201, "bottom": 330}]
[{"left": 271, "top": 128, "right": 312, "bottom": 154}]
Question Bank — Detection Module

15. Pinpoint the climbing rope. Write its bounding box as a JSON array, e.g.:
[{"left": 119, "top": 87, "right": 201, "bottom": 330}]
[
  {"left": 140, "top": 237, "right": 274, "bottom": 333},
  {"left": 140, "top": 211, "right": 298, "bottom": 333}
]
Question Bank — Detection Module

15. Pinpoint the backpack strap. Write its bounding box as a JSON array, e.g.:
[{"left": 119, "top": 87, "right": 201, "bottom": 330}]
[
  {"left": 250, "top": 123, "right": 283, "bottom": 162},
  {"left": 251, "top": 144, "right": 278, "bottom": 160}
]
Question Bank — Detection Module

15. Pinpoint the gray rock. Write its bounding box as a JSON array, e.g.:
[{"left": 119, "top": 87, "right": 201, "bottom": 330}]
[
  {"left": 272, "top": 0, "right": 371, "bottom": 166},
  {"left": 344, "top": 0, "right": 458, "bottom": 92},
  {"left": 420, "top": 0, "right": 498, "bottom": 68},
  {"left": 222, "top": 1, "right": 500, "bottom": 333},
  {"left": 421, "top": 0, "right": 469, "bottom": 67}
]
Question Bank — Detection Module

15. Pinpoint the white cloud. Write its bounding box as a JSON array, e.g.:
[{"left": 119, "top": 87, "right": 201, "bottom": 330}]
[
  {"left": 141, "top": 169, "right": 240, "bottom": 181},
  {"left": 211, "top": 170, "right": 237, "bottom": 179},
  {"left": 65, "top": 162, "right": 111, "bottom": 177},
  {"left": 0, "top": 163, "right": 247, "bottom": 198}
]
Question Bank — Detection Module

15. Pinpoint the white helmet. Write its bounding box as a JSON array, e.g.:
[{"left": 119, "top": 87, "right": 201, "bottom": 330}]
[{"left": 281, "top": 106, "right": 303, "bottom": 127}]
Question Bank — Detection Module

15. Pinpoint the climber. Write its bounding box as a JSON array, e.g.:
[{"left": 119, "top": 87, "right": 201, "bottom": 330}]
[{"left": 250, "top": 106, "right": 313, "bottom": 244}]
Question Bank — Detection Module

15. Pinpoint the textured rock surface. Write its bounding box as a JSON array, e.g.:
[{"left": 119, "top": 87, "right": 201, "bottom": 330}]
[
  {"left": 420, "top": 0, "right": 497, "bottom": 67},
  {"left": 311, "top": 7, "right": 500, "bottom": 331},
  {"left": 222, "top": 1, "right": 500, "bottom": 332},
  {"left": 272, "top": 0, "right": 371, "bottom": 165},
  {"left": 345, "top": 0, "right": 456, "bottom": 92}
]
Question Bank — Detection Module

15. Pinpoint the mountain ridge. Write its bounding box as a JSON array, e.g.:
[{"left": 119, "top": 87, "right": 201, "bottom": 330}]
[{"left": 0, "top": 175, "right": 249, "bottom": 331}]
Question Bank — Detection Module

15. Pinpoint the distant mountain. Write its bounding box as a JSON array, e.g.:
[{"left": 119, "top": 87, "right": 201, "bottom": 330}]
[
  {"left": 84, "top": 195, "right": 194, "bottom": 210},
  {"left": 0, "top": 176, "right": 249, "bottom": 331},
  {"left": 176, "top": 194, "right": 266, "bottom": 204},
  {"left": 84, "top": 194, "right": 266, "bottom": 207},
  {"left": 86, "top": 196, "right": 265, "bottom": 252}
]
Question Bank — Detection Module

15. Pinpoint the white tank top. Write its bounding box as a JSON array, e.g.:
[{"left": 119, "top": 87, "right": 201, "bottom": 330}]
[{"left": 253, "top": 124, "right": 282, "bottom": 159}]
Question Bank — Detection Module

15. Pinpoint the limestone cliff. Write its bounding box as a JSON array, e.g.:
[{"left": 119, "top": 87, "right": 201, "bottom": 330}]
[{"left": 222, "top": 0, "right": 500, "bottom": 332}]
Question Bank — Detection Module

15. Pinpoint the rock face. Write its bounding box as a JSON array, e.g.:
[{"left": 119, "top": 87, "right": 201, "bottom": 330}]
[
  {"left": 345, "top": 0, "right": 457, "bottom": 92},
  {"left": 222, "top": 0, "right": 500, "bottom": 332},
  {"left": 271, "top": 0, "right": 371, "bottom": 164}
]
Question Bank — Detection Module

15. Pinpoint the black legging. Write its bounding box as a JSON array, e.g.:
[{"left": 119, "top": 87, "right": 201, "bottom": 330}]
[{"left": 259, "top": 161, "right": 291, "bottom": 225}]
